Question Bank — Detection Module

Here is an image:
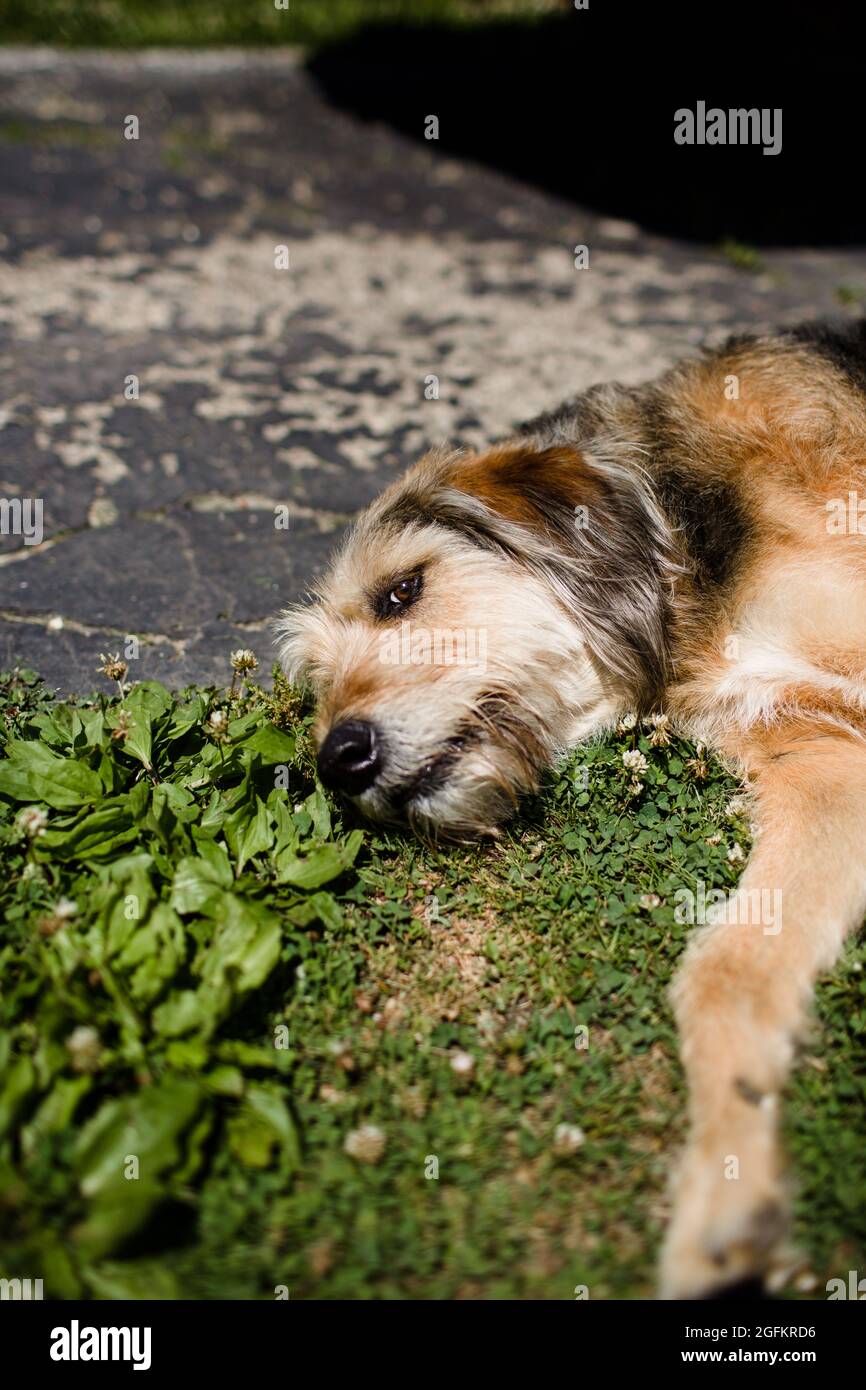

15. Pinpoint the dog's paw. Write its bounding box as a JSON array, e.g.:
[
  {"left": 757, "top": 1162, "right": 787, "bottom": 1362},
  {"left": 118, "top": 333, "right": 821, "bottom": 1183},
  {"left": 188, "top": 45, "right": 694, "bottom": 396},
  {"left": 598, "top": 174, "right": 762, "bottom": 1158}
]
[
  {"left": 659, "top": 1142, "right": 788, "bottom": 1299},
  {"left": 660, "top": 1198, "right": 787, "bottom": 1299}
]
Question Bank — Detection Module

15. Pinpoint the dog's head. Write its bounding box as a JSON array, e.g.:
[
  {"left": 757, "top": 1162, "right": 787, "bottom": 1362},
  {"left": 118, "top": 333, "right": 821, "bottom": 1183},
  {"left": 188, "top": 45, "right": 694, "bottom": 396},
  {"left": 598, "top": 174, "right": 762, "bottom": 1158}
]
[{"left": 277, "top": 442, "right": 673, "bottom": 838}]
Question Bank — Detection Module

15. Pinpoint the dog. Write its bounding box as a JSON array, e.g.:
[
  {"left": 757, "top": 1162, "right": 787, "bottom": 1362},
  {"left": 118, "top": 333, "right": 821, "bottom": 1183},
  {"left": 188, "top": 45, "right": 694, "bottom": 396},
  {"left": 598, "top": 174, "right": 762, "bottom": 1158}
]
[{"left": 277, "top": 320, "right": 866, "bottom": 1298}]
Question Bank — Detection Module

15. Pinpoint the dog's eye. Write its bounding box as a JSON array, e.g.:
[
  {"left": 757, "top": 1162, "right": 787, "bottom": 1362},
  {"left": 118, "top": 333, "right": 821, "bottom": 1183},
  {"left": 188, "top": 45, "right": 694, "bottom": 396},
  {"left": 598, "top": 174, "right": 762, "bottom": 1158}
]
[
  {"left": 390, "top": 578, "right": 417, "bottom": 605},
  {"left": 377, "top": 572, "right": 422, "bottom": 617}
]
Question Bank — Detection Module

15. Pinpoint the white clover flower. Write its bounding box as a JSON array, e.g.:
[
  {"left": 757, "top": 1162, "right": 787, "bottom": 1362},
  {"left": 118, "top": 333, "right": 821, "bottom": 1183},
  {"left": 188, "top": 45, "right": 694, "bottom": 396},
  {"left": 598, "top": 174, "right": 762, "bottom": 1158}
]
[
  {"left": 622, "top": 749, "right": 648, "bottom": 773},
  {"left": 96, "top": 652, "right": 128, "bottom": 684},
  {"left": 640, "top": 892, "right": 661, "bottom": 909},
  {"left": 450, "top": 1050, "right": 475, "bottom": 1077},
  {"left": 553, "top": 1123, "right": 586, "bottom": 1156},
  {"left": 647, "top": 711, "right": 671, "bottom": 746},
  {"left": 343, "top": 1124, "right": 386, "bottom": 1165},
  {"left": 230, "top": 648, "right": 259, "bottom": 675},
  {"left": 617, "top": 712, "right": 637, "bottom": 732},
  {"left": 725, "top": 796, "right": 747, "bottom": 817},
  {"left": 65, "top": 1025, "right": 103, "bottom": 1073},
  {"left": 54, "top": 898, "right": 78, "bottom": 920},
  {"left": 17, "top": 806, "right": 48, "bottom": 838},
  {"left": 208, "top": 708, "right": 228, "bottom": 733},
  {"left": 727, "top": 843, "right": 745, "bottom": 863}
]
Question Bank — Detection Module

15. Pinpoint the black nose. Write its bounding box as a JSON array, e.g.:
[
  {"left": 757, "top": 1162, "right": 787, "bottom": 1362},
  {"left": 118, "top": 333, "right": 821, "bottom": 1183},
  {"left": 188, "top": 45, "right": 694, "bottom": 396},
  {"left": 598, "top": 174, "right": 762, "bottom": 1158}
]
[{"left": 317, "top": 720, "right": 383, "bottom": 795}]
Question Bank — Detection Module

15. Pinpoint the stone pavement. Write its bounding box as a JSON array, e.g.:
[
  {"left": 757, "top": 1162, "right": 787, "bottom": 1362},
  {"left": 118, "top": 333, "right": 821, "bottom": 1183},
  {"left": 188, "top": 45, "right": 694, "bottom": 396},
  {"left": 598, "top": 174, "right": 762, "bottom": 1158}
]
[{"left": 1, "top": 48, "right": 865, "bottom": 694}]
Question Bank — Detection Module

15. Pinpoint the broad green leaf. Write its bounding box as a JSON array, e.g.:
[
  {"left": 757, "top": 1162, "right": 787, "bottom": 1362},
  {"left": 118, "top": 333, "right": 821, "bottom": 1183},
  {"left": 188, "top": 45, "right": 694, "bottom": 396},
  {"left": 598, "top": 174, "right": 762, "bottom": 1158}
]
[
  {"left": 216, "top": 1039, "right": 292, "bottom": 1072},
  {"left": 195, "top": 833, "right": 233, "bottom": 884},
  {"left": 164, "top": 694, "right": 208, "bottom": 742},
  {"left": 111, "top": 714, "right": 151, "bottom": 770},
  {"left": 72, "top": 1187, "right": 163, "bottom": 1261},
  {"left": 111, "top": 682, "right": 173, "bottom": 769},
  {"left": 170, "top": 854, "right": 228, "bottom": 915},
  {"left": 125, "top": 681, "right": 173, "bottom": 721},
  {"left": 39, "top": 800, "right": 136, "bottom": 861},
  {"left": 304, "top": 786, "right": 332, "bottom": 839},
  {"left": 246, "top": 1083, "right": 300, "bottom": 1167},
  {"left": 104, "top": 869, "right": 155, "bottom": 957},
  {"left": 205, "top": 1065, "right": 245, "bottom": 1097},
  {"left": 21, "top": 1076, "right": 91, "bottom": 1156},
  {"left": 152, "top": 989, "right": 210, "bottom": 1038},
  {"left": 154, "top": 898, "right": 282, "bottom": 1040},
  {"left": 144, "top": 783, "right": 190, "bottom": 851},
  {"left": 29, "top": 706, "right": 77, "bottom": 750},
  {"left": 156, "top": 780, "right": 199, "bottom": 824},
  {"left": 86, "top": 1260, "right": 182, "bottom": 1300},
  {"left": 226, "top": 710, "right": 262, "bottom": 742},
  {"left": 163, "top": 1037, "right": 210, "bottom": 1070},
  {"left": 102, "top": 849, "right": 154, "bottom": 882},
  {"left": 197, "top": 894, "right": 282, "bottom": 995},
  {"left": 0, "top": 741, "right": 103, "bottom": 810},
  {"left": 226, "top": 1107, "right": 277, "bottom": 1168},
  {"left": 276, "top": 830, "right": 363, "bottom": 889},
  {"left": 235, "top": 796, "right": 273, "bottom": 876},
  {"left": 199, "top": 789, "right": 230, "bottom": 836},
  {"left": 226, "top": 1084, "right": 298, "bottom": 1170},
  {"left": 114, "top": 903, "right": 185, "bottom": 1005},
  {"left": 307, "top": 891, "right": 343, "bottom": 931},
  {"left": 0, "top": 1055, "right": 37, "bottom": 1139},
  {"left": 77, "top": 706, "right": 107, "bottom": 750},
  {"left": 268, "top": 793, "right": 298, "bottom": 856},
  {"left": 241, "top": 724, "right": 296, "bottom": 765},
  {"left": 74, "top": 1076, "right": 203, "bottom": 1199}
]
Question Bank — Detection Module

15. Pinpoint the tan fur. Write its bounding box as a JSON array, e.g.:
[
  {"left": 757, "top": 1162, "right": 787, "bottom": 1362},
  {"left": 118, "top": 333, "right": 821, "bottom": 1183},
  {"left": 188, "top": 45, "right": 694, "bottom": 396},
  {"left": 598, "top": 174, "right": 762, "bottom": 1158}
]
[
  {"left": 278, "top": 330, "right": 866, "bottom": 1295},
  {"left": 661, "top": 724, "right": 866, "bottom": 1296}
]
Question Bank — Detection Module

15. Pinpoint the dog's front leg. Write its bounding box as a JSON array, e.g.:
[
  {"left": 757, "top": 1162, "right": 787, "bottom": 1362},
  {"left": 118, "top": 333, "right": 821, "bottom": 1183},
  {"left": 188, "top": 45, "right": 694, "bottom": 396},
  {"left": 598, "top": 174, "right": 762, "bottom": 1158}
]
[{"left": 659, "top": 724, "right": 866, "bottom": 1298}]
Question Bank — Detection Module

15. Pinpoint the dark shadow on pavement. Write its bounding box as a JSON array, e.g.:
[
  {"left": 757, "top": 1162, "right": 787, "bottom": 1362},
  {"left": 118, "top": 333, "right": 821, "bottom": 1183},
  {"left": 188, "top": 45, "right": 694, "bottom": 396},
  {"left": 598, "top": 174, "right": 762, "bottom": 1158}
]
[{"left": 308, "top": 5, "right": 863, "bottom": 247}]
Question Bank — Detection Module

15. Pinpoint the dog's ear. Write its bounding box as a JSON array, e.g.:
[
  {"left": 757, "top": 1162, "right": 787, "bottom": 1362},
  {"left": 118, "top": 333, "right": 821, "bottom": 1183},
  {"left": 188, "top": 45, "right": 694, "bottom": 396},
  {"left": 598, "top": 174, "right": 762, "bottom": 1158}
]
[
  {"left": 434, "top": 442, "right": 675, "bottom": 707},
  {"left": 447, "top": 445, "right": 602, "bottom": 531}
]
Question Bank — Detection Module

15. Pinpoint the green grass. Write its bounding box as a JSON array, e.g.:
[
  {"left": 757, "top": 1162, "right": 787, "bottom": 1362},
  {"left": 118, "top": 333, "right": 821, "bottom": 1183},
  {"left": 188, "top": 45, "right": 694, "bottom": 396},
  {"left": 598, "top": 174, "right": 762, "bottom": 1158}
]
[
  {"left": 0, "top": 119, "right": 113, "bottom": 147},
  {"left": 0, "top": 1, "right": 563, "bottom": 50},
  {"left": 1, "top": 658, "right": 864, "bottom": 1299},
  {"left": 719, "top": 238, "right": 764, "bottom": 274},
  {"left": 835, "top": 285, "right": 865, "bottom": 309}
]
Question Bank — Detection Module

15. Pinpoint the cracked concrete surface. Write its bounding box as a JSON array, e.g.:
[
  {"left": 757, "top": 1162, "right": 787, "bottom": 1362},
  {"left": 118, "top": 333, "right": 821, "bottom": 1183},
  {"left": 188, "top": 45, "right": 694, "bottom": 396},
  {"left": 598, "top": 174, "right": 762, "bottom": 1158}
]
[{"left": 2, "top": 48, "right": 866, "bottom": 693}]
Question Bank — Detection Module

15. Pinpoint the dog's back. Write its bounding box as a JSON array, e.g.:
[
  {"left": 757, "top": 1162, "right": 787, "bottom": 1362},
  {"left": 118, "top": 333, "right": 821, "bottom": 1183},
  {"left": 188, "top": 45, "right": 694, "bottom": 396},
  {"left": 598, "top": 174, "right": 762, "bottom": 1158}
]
[{"left": 518, "top": 323, "right": 866, "bottom": 743}]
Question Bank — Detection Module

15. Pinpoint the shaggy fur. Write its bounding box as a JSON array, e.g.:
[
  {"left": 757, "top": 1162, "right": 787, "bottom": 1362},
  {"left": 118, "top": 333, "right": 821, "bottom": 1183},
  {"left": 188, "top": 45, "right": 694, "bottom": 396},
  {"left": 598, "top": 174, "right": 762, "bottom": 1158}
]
[{"left": 277, "top": 321, "right": 866, "bottom": 1297}]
